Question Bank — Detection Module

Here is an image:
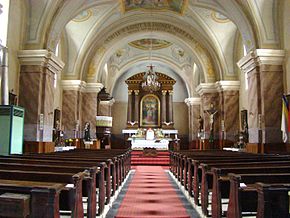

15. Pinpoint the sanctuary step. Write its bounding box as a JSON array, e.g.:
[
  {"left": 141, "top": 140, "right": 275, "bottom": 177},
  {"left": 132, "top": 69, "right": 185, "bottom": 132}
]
[{"left": 131, "top": 150, "right": 170, "bottom": 166}]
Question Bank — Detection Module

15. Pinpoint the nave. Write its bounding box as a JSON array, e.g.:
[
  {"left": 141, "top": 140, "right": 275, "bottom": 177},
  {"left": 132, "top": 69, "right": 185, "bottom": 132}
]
[{"left": 1, "top": 148, "right": 290, "bottom": 218}]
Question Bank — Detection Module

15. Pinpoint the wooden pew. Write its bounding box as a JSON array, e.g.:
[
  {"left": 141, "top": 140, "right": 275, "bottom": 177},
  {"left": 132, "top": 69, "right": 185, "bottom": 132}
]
[
  {"left": 256, "top": 182, "right": 290, "bottom": 218},
  {"left": 17, "top": 151, "right": 127, "bottom": 199},
  {"left": 0, "top": 157, "right": 106, "bottom": 216},
  {"left": 190, "top": 155, "right": 290, "bottom": 205},
  {"left": 209, "top": 164, "right": 290, "bottom": 218},
  {"left": 0, "top": 162, "right": 97, "bottom": 218},
  {"left": 0, "top": 169, "right": 85, "bottom": 218},
  {"left": 227, "top": 173, "right": 290, "bottom": 218},
  {"left": 7, "top": 149, "right": 131, "bottom": 215},
  {"left": 0, "top": 179, "right": 65, "bottom": 218}
]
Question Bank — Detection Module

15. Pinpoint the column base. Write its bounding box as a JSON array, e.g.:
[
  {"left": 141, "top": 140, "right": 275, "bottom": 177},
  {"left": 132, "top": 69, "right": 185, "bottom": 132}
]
[{"left": 23, "top": 141, "right": 55, "bottom": 153}]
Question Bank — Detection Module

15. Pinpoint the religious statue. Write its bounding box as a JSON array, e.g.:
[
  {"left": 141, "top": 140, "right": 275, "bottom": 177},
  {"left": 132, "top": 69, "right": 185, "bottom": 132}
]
[
  {"left": 84, "top": 122, "right": 91, "bottom": 141},
  {"left": 204, "top": 103, "right": 218, "bottom": 143},
  {"left": 205, "top": 103, "right": 218, "bottom": 131},
  {"left": 198, "top": 115, "right": 204, "bottom": 132}
]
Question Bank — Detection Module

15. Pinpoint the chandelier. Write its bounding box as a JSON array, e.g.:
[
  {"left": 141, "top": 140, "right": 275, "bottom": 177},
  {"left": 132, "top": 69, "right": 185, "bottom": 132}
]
[{"left": 142, "top": 64, "right": 161, "bottom": 92}]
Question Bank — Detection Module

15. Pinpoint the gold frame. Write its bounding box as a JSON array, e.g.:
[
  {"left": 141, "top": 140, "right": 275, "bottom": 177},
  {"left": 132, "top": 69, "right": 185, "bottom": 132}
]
[{"left": 140, "top": 94, "right": 160, "bottom": 127}]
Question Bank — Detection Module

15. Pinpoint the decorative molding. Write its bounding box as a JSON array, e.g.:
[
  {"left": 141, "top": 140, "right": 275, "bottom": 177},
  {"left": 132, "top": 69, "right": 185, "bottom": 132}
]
[
  {"left": 237, "top": 49, "right": 285, "bottom": 74},
  {"left": 61, "top": 80, "right": 103, "bottom": 92},
  {"left": 196, "top": 83, "right": 217, "bottom": 95},
  {"left": 85, "top": 82, "right": 104, "bottom": 93},
  {"left": 215, "top": 81, "right": 240, "bottom": 92},
  {"left": 18, "top": 50, "right": 65, "bottom": 74},
  {"left": 184, "top": 97, "right": 201, "bottom": 106}
]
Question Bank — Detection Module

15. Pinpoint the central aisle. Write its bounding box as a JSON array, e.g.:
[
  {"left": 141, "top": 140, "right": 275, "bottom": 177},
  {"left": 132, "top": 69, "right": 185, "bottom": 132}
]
[{"left": 114, "top": 166, "right": 193, "bottom": 218}]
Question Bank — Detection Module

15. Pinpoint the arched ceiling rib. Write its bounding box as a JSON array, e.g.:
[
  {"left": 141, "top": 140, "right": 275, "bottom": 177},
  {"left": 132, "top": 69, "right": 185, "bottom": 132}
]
[{"left": 23, "top": 0, "right": 281, "bottom": 98}]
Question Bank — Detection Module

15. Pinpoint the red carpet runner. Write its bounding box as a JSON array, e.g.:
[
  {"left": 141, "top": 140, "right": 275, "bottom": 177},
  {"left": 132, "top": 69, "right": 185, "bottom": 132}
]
[
  {"left": 131, "top": 151, "right": 170, "bottom": 166},
  {"left": 115, "top": 166, "right": 190, "bottom": 218}
]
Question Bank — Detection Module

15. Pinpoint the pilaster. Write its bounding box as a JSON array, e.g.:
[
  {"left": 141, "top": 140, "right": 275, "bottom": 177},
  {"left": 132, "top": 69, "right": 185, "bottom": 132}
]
[
  {"left": 238, "top": 49, "right": 285, "bottom": 152},
  {"left": 216, "top": 81, "right": 240, "bottom": 148},
  {"left": 185, "top": 97, "right": 201, "bottom": 148},
  {"left": 196, "top": 83, "right": 219, "bottom": 149},
  {"left": 18, "top": 49, "right": 64, "bottom": 142},
  {"left": 61, "top": 80, "right": 102, "bottom": 139}
]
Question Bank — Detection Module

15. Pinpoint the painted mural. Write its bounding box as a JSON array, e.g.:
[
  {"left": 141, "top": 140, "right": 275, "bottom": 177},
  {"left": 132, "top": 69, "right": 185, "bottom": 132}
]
[
  {"left": 129, "top": 38, "right": 172, "bottom": 50},
  {"left": 120, "top": 0, "right": 188, "bottom": 14}
]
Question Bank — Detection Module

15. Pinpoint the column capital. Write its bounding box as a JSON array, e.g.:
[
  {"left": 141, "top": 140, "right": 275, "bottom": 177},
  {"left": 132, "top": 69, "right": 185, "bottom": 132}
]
[
  {"left": 134, "top": 90, "right": 140, "bottom": 95},
  {"left": 18, "top": 49, "right": 65, "bottom": 74},
  {"left": 237, "top": 49, "right": 285, "bottom": 74},
  {"left": 184, "top": 97, "right": 201, "bottom": 106},
  {"left": 196, "top": 83, "right": 217, "bottom": 96},
  {"left": 128, "top": 90, "right": 133, "bottom": 95},
  {"left": 168, "top": 90, "right": 173, "bottom": 95},
  {"left": 161, "top": 90, "right": 167, "bottom": 95},
  {"left": 215, "top": 81, "right": 240, "bottom": 92},
  {"left": 61, "top": 80, "right": 103, "bottom": 92},
  {"left": 84, "top": 82, "right": 103, "bottom": 93}
]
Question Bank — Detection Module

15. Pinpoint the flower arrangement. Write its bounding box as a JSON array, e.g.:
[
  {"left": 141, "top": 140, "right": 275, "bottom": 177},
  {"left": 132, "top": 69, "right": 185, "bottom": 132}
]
[{"left": 65, "top": 138, "right": 74, "bottom": 146}]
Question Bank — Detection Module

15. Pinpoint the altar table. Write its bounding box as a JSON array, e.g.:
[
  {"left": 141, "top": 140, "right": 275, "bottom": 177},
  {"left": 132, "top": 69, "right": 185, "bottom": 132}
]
[{"left": 129, "top": 138, "right": 171, "bottom": 150}]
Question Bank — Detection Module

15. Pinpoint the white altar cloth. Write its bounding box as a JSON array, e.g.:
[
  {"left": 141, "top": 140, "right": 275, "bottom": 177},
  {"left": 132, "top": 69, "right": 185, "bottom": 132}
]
[
  {"left": 55, "top": 146, "right": 76, "bottom": 152},
  {"left": 129, "top": 138, "right": 170, "bottom": 150}
]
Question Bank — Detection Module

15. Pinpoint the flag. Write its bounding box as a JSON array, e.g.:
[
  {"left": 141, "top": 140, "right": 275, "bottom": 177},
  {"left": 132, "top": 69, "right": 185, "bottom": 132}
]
[{"left": 281, "top": 95, "right": 288, "bottom": 143}]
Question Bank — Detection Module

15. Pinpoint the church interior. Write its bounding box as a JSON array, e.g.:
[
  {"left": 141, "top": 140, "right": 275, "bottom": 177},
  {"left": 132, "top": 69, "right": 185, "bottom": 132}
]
[{"left": 0, "top": 0, "right": 290, "bottom": 217}]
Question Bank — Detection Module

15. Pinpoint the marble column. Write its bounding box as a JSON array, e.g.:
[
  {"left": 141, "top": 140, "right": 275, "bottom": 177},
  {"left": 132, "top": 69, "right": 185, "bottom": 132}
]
[
  {"left": 61, "top": 80, "right": 85, "bottom": 139},
  {"left": 216, "top": 81, "right": 240, "bottom": 148},
  {"left": 196, "top": 83, "right": 219, "bottom": 149},
  {"left": 185, "top": 97, "right": 201, "bottom": 149},
  {"left": 133, "top": 90, "right": 139, "bottom": 124},
  {"left": 168, "top": 90, "right": 174, "bottom": 124},
  {"left": 127, "top": 90, "right": 133, "bottom": 126},
  {"left": 82, "top": 83, "right": 103, "bottom": 138},
  {"left": 161, "top": 90, "right": 167, "bottom": 127},
  {"left": 238, "top": 49, "right": 285, "bottom": 151},
  {"left": 0, "top": 45, "right": 8, "bottom": 105},
  {"left": 18, "top": 50, "right": 64, "bottom": 142}
]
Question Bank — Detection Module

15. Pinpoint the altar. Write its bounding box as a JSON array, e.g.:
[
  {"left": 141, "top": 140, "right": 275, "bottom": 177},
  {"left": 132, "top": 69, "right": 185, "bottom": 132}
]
[
  {"left": 122, "top": 129, "right": 178, "bottom": 150},
  {"left": 128, "top": 138, "right": 171, "bottom": 150}
]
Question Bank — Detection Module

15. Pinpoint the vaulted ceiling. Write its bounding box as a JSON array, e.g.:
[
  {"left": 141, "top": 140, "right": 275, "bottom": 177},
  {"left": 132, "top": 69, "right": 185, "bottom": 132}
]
[{"left": 24, "top": 0, "right": 281, "bottom": 98}]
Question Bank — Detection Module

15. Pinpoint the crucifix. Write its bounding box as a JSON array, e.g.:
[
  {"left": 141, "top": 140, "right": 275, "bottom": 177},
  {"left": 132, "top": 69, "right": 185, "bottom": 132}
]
[{"left": 204, "top": 103, "right": 218, "bottom": 144}]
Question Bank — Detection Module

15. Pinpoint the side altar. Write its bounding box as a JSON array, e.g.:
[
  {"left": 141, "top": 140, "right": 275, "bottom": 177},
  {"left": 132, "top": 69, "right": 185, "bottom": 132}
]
[{"left": 122, "top": 128, "right": 178, "bottom": 150}]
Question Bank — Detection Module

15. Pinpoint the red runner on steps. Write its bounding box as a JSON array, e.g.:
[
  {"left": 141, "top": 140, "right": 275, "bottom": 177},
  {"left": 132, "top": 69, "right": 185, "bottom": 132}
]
[{"left": 115, "top": 166, "right": 190, "bottom": 218}]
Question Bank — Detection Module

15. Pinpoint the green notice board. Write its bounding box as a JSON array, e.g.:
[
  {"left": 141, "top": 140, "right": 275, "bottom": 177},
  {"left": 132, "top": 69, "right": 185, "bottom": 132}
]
[{"left": 0, "top": 105, "right": 24, "bottom": 155}]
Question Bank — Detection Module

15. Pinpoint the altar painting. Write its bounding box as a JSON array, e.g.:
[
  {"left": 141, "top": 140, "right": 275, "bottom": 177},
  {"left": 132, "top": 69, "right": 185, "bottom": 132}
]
[{"left": 140, "top": 94, "right": 160, "bottom": 127}]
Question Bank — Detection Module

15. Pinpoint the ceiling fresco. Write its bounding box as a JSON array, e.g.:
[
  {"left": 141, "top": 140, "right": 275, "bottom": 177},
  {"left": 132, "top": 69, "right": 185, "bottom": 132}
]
[
  {"left": 72, "top": 10, "right": 92, "bottom": 22},
  {"left": 129, "top": 38, "right": 172, "bottom": 50},
  {"left": 120, "top": 0, "right": 188, "bottom": 14}
]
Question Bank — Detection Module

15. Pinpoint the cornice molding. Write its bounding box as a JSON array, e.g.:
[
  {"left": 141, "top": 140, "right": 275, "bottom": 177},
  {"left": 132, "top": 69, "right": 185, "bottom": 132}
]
[
  {"left": 196, "top": 83, "right": 217, "bottom": 95},
  {"left": 18, "top": 50, "right": 65, "bottom": 74},
  {"left": 62, "top": 80, "right": 103, "bottom": 92},
  {"left": 237, "top": 49, "right": 285, "bottom": 74},
  {"left": 184, "top": 97, "right": 201, "bottom": 106},
  {"left": 215, "top": 81, "right": 240, "bottom": 92}
]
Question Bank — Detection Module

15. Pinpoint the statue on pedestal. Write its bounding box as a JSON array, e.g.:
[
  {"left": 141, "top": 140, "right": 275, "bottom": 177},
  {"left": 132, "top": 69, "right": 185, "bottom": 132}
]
[
  {"left": 198, "top": 115, "right": 204, "bottom": 132},
  {"left": 84, "top": 122, "right": 91, "bottom": 142}
]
